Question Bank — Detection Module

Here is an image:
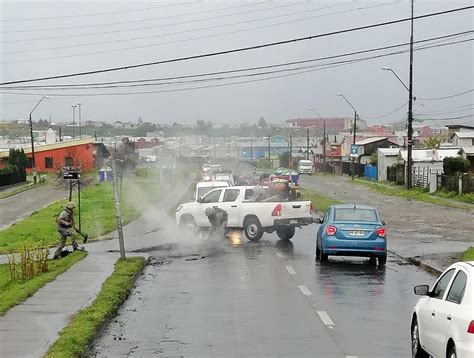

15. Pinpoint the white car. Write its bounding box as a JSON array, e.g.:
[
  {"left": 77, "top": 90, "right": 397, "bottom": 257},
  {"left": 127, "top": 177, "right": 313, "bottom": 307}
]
[
  {"left": 298, "top": 159, "right": 313, "bottom": 174},
  {"left": 411, "top": 261, "right": 474, "bottom": 358}
]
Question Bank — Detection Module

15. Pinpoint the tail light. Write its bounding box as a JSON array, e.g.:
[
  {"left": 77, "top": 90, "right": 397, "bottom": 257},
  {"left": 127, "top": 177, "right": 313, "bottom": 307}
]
[
  {"left": 326, "top": 225, "right": 337, "bottom": 236},
  {"left": 468, "top": 321, "right": 474, "bottom": 334},
  {"left": 376, "top": 227, "right": 386, "bottom": 238},
  {"left": 272, "top": 204, "right": 282, "bottom": 216},
  {"left": 310, "top": 202, "right": 315, "bottom": 213}
]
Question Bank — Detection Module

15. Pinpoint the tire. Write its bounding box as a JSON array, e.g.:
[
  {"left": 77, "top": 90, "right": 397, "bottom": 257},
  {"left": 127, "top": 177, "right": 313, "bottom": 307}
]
[
  {"left": 244, "top": 217, "right": 263, "bottom": 241},
  {"left": 316, "top": 242, "right": 328, "bottom": 262},
  {"left": 180, "top": 215, "right": 198, "bottom": 235},
  {"left": 378, "top": 254, "right": 387, "bottom": 266},
  {"left": 447, "top": 344, "right": 457, "bottom": 358},
  {"left": 411, "top": 317, "right": 428, "bottom": 358},
  {"left": 276, "top": 226, "right": 295, "bottom": 240}
]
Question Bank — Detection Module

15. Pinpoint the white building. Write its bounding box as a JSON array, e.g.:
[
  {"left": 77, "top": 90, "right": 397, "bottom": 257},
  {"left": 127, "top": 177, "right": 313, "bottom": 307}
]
[{"left": 377, "top": 148, "right": 400, "bottom": 182}]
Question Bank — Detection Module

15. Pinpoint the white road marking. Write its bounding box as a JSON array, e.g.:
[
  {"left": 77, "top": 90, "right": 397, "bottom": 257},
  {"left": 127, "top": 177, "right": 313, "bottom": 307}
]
[
  {"left": 317, "top": 310, "right": 335, "bottom": 328},
  {"left": 298, "top": 285, "right": 312, "bottom": 296},
  {"left": 285, "top": 265, "right": 296, "bottom": 275},
  {"left": 276, "top": 252, "right": 284, "bottom": 258}
]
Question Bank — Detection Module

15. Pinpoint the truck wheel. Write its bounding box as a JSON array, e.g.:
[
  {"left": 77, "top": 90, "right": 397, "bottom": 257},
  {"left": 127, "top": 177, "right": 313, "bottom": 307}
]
[
  {"left": 276, "top": 226, "right": 295, "bottom": 240},
  {"left": 244, "top": 217, "right": 263, "bottom": 241},
  {"left": 180, "top": 215, "right": 197, "bottom": 235}
]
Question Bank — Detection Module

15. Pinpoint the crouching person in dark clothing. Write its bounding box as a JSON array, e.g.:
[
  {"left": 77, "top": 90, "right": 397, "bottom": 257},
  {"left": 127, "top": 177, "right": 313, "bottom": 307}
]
[
  {"left": 53, "top": 202, "right": 79, "bottom": 259},
  {"left": 205, "top": 207, "right": 229, "bottom": 238}
]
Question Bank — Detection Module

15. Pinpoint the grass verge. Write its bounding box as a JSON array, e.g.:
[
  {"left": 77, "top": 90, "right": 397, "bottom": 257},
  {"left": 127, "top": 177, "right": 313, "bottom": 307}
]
[
  {"left": 45, "top": 257, "right": 146, "bottom": 358},
  {"left": 353, "top": 178, "right": 474, "bottom": 210},
  {"left": 0, "top": 251, "right": 87, "bottom": 315},
  {"left": 463, "top": 247, "right": 474, "bottom": 261},
  {"left": 299, "top": 187, "right": 342, "bottom": 213},
  {"left": 0, "top": 182, "right": 140, "bottom": 254}
]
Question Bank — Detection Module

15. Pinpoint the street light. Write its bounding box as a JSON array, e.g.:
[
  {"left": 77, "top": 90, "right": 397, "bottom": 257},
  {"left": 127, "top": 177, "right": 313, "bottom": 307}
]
[
  {"left": 76, "top": 103, "right": 82, "bottom": 139},
  {"left": 29, "top": 96, "right": 49, "bottom": 184},
  {"left": 308, "top": 108, "right": 326, "bottom": 168},
  {"left": 381, "top": 67, "right": 409, "bottom": 92},
  {"left": 336, "top": 93, "right": 358, "bottom": 180},
  {"left": 71, "top": 105, "right": 77, "bottom": 139}
]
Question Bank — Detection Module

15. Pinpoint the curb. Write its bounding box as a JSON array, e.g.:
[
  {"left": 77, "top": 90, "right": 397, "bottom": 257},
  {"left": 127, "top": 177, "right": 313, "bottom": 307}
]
[{"left": 388, "top": 249, "right": 443, "bottom": 276}]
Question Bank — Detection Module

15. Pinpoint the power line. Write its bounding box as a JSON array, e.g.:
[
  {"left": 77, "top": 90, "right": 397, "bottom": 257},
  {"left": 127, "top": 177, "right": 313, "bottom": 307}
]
[
  {"left": 2, "top": 36, "right": 471, "bottom": 97},
  {"left": 417, "top": 106, "right": 474, "bottom": 116},
  {"left": 2, "top": 2, "right": 372, "bottom": 56},
  {"left": 1, "top": 2, "right": 267, "bottom": 32},
  {"left": 417, "top": 88, "right": 474, "bottom": 101},
  {"left": 418, "top": 114, "right": 474, "bottom": 121},
  {"left": 1, "top": 2, "right": 310, "bottom": 43},
  {"left": 365, "top": 101, "right": 409, "bottom": 120},
  {"left": 4, "top": 32, "right": 470, "bottom": 90},
  {"left": 0, "top": 2, "right": 194, "bottom": 22},
  {"left": 0, "top": 3, "right": 402, "bottom": 63},
  {"left": 1, "top": 5, "right": 472, "bottom": 86}
]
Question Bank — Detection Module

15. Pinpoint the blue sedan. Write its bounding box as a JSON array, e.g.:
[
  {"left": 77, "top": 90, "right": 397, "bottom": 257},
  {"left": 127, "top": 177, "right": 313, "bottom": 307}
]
[{"left": 315, "top": 204, "right": 387, "bottom": 265}]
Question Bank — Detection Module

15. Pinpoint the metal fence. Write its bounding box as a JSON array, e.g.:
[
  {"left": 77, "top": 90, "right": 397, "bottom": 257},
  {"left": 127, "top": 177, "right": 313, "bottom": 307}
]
[
  {"left": 0, "top": 171, "right": 27, "bottom": 187},
  {"left": 342, "top": 161, "right": 364, "bottom": 177},
  {"left": 412, "top": 167, "right": 430, "bottom": 188},
  {"left": 364, "top": 164, "right": 377, "bottom": 180},
  {"left": 438, "top": 174, "right": 474, "bottom": 193}
]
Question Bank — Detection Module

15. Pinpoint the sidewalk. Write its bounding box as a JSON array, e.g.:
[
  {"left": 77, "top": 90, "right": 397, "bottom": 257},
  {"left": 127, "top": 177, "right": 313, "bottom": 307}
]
[{"left": 0, "top": 178, "right": 192, "bottom": 357}]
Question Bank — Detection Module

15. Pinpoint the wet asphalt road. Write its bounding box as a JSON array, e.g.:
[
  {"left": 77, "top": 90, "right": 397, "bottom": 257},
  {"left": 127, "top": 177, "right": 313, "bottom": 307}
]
[{"left": 89, "top": 225, "right": 435, "bottom": 358}]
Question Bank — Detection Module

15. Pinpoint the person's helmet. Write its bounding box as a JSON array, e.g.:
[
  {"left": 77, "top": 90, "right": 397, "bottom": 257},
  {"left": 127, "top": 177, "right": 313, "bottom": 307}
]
[
  {"left": 205, "top": 207, "right": 215, "bottom": 217},
  {"left": 66, "top": 202, "right": 75, "bottom": 210}
]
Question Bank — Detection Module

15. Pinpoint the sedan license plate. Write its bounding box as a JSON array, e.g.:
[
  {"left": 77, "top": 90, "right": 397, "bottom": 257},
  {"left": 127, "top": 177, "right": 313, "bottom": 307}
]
[
  {"left": 290, "top": 219, "right": 298, "bottom": 224},
  {"left": 349, "top": 230, "right": 364, "bottom": 236}
]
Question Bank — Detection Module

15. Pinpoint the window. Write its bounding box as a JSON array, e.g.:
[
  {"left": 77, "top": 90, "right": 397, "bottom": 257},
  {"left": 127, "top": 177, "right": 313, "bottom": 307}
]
[
  {"left": 223, "top": 189, "right": 240, "bottom": 202},
  {"left": 26, "top": 157, "right": 33, "bottom": 168},
  {"left": 44, "top": 157, "right": 53, "bottom": 169},
  {"left": 431, "top": 269, "right": 455, "bottom": 299},
  {"left": 334, "top": 208, "right": 378, "bottom": 222},
  {"left": 446, "top": 270, "right": 467, "bottom": 304},
  {"left": 201, "top": 189, "right": 222, "bottom": 203},
  {"left": 64, "top": 157, "right": 73, "bottom": 167}
]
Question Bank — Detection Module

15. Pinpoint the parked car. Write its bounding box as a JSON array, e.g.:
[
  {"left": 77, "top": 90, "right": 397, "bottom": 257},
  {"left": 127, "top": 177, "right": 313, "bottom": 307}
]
[
  {"left": 411, "top": 261, "right": 474, "bottom": 358},
  {"left": 315, "top": 204, "right": 387, "bottom": 265},
  {"left": 298, "top": 159, "right": 313, "bottom": 174},
  {"left": 176, "top": 186, "right": 314, "bottom": 241}
]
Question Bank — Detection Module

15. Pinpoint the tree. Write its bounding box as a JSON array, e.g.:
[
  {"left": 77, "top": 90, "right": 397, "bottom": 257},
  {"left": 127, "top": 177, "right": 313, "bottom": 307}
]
[
  {"left": 421, "top": 136, "right": 442, "bottom": 149},
  {"left": 279, "top": 151, "right": 290, "bottom": 168},
  {"left": 443, "top": 156, "right": 469, "bottom": 176},
  {"left": 258, "top": 116, "right": 268, "bottom": 129},
  {"left": 369, "top": 151, "right": 378, "bottom": 166}
]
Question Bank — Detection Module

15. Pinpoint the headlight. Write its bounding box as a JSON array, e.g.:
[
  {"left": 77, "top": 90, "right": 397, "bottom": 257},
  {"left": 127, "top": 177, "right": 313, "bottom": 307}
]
[{"left": 176, "top": 205, "right": 183, "bottom": 212}]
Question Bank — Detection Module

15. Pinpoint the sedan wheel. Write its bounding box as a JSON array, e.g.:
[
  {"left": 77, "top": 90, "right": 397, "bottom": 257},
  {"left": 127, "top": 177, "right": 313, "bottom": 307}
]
[{"left": 411, "top": 318, "right": 428, "bottom": 358}]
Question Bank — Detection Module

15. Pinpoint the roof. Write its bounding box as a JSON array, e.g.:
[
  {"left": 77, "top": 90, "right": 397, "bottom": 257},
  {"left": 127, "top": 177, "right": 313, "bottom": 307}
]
[
  {"left": 454, "top": 131, "right": 474, "bottom": 139},
  {"left": 355, "top": 137, "right": 388, "bottom": 145},
  {"left": 399, "top": 148, "right": 460, "bottom": 162},
  {"left": 378, "top": 148, "right": 400, "bottom": 156},
  {"left": 461, "top": 146, "right": 474, "bottom": 155},
  {"left": 0, "top": 138, "right": 94, "bottom": 157},
  {"left": 446, "top": 124, "right": 474, "bottom": 130}
]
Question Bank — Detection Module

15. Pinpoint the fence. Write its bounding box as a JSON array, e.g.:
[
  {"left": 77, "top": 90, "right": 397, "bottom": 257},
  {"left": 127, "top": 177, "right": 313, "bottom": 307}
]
[
  {"left": 364, "top": 165, "right": 377, "bottom": 180},
  {"left": 412, "top": 167, "right": 430, "bottom": 189},
  {"left": 342, "top": 161, "right": 364, "bottom": 177},
  {"left": 0, "top": 171, "right": 27, "bottom": 187},
  {"left": 437, "top": 174, "right": 474, "bottom": 194}
]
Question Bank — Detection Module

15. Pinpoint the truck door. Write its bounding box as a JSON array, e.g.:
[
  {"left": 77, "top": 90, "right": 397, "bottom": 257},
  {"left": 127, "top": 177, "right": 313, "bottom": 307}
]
[
  {"left": 219, "top": 188, "right": 241, "bottom": 227},
  {"left": 196, "top": 189, "right": 224, "bottom": 226}
]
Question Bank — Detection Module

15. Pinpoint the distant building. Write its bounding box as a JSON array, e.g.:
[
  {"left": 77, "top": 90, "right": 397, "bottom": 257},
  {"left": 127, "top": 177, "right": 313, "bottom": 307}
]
[{"left": 286, "top": 117, "right": 367, "bottom": 134}]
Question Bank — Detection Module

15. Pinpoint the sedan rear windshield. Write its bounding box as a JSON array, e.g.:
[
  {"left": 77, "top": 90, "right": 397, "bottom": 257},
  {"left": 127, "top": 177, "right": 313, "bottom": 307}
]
[{"left": 334, "top": 208, "right": 378, "bottom": 222}]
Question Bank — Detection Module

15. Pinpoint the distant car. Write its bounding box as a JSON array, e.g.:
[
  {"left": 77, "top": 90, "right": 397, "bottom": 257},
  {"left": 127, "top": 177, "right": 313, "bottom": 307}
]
[
  {"left": 411, "top": 261, "right": 474, "bottom": 358},
  {"left": 315, "top": 204, "right": 387, "bottom": 265},
  {"left": 202, "top": 163, "right": 211, "bottom": 172},
  {"left": 298, "top": 159, "right": 313, "bottom": 174}
]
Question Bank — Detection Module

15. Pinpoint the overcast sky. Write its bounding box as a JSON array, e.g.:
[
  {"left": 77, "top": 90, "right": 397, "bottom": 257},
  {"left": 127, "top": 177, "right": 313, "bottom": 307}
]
[{"left": 0, "top": 0, "right": 473, "bottom": 127}]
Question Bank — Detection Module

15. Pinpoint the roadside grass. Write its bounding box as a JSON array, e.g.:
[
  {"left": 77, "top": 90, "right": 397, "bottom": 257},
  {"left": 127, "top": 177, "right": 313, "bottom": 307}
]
[
  {"left": 353, "top": 178, "right": 474, "bottom": 210},
  {"left": 0, "top": 182, "right": 140, "bottom": 254},
  {"left": 463, "top": 247, "right": 474, "bottom": 261},
  {"left": 433, "top": 190, "right": 474, "bottom": 204},
  {"left": 45, "top": 257, "right": 146, "bottom": 358},
  {"left": 299, "top": 187, "right": 342, "bottom": 213},
  {"left": 0, "top": 251, "right": 87, "bottom": 315}
]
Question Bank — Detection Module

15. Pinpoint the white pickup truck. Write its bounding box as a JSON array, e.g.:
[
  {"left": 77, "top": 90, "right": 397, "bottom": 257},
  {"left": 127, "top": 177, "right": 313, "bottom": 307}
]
[{"left": 176, "top": 186, "right": 314, "bottom": 241}]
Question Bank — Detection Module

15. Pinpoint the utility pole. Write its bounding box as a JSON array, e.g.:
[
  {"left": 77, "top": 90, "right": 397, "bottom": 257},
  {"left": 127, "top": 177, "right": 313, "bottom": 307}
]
[
  {"left": 72, "top": 105, "right": 77, "bottom": 139},
  {"left": 112, "top": 143, "right": 126, "bottom": 260},
  {"left": 250, "top": 136, "right": 253, "bottom": 161},
  {"left": 323, "top": 120, "right": 326, "bottom": 168},
  {"left": 77, "top": 103, "right": 82, "bottom": 139},
  {"left": 267, "top": 136, "right": 271, "bottom": 164},
  {"left": 407, "top": 0, "right": 415, "bottom": 190},
  {"left": 289, "top": 133, "right": 293, "bottom": 169},
  {"left": 306, "top": 128, "right": 310, "bottom": 160}
]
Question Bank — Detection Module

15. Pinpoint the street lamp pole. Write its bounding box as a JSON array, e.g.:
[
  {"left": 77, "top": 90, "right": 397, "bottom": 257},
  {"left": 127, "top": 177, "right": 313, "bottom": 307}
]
[
  {"left": 29, "top": 96, "right": 48, "bottom": 184},
  {"left": 267, "top": 136, "right": 271, "bottom": 164},
  {"left": 407, "top": 0, "right": 415, "bottom": 190},
  {"left": 71, "top": 105, "right": 77, "bottom": 139},
  {"left": 77, "top": 103, "right": 82, "bottom": 139},
  {"left": 308, "top": 107, "right": 325, "bottom": 168},
  {"left": 336, "top": 93, "right": 358, "bottom": 181}
]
